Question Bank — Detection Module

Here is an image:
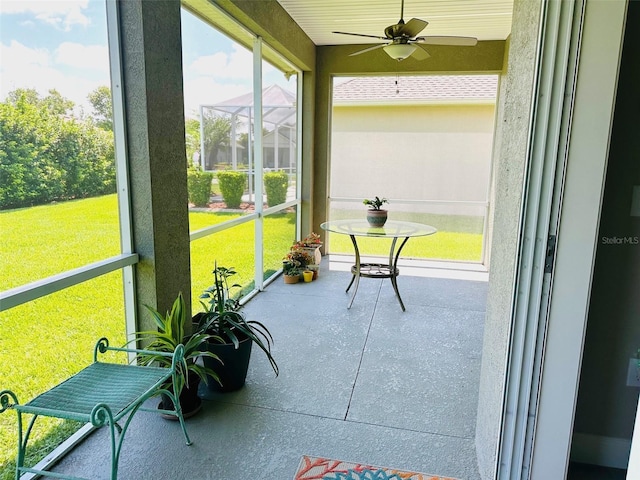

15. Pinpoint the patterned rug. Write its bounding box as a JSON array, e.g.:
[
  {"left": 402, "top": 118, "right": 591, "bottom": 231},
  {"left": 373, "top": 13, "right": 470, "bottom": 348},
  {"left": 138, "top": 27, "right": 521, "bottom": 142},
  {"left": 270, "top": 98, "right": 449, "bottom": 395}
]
[{"left": 294, "top": 455, "right": 460, "bottom": 480}]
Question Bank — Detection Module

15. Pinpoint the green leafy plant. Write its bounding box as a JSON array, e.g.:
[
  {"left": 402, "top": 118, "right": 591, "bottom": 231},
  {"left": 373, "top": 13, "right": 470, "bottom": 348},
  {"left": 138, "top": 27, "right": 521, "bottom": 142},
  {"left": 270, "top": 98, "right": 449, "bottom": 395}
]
[
  {"left": 131, "top": 292, "right": 222, "bottom": 395},
  {"left": 363, "top": 196, "right": 388, "bottom": 211},
  {"left": 187, "top": 168, "right": 214, "bottom": 207},
  {"left": 216, "top": 170, "right": 246, "bottom": 208},
  {"left": 195, "top": 264, "right": 278, "bottom": 376},
  {"left": 263, "top": 170, "right": 289, "bottom": 206},
  {"left": 301, "top": 232, "right": 322, "bottom": 247},
  {"left": 284, "top": 245, "right": 314, "bottom": 269},
  {"left": 282, "top": 260, "right": 302, "bottom": 276}
]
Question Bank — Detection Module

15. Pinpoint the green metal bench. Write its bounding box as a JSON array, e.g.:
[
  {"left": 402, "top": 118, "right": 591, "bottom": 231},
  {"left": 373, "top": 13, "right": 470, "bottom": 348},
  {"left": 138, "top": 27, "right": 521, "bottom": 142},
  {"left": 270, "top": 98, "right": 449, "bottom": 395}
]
[{"left": 0, "top": 337, "right": 192, "bottom": 480}]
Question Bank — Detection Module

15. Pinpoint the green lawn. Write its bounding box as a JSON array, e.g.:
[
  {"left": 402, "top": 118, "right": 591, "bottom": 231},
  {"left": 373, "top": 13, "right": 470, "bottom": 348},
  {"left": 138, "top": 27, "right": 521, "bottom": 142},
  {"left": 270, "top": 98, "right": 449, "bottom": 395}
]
[
  {"left": 0, "top": 195, "right": 481, "bottom": 478},
  {"left": 0, "top": 196, "right": 296, "bottom": 478},
  {"left": 326, "top": 207, "right": 484, "bottom": 261},
  {"left": 327, "top": 231, "right": 482, "bottom": 261},
  {"left": 0, "top": 196, "right": 126, "bottom": 478}
]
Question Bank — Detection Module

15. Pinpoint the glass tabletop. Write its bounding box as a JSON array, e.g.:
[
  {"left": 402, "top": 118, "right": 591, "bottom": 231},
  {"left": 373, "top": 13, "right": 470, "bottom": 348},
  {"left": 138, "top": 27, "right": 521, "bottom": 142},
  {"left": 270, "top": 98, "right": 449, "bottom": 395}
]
[{"left": 320, "top": 220, "right": 437, "bottom": 238}]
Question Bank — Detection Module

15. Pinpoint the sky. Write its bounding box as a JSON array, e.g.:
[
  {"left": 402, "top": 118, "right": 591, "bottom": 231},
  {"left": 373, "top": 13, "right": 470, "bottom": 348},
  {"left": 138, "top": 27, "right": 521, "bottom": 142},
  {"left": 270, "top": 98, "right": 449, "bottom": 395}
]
[{"left": 0, "top": 0, "right": 296, "bottom": 117}]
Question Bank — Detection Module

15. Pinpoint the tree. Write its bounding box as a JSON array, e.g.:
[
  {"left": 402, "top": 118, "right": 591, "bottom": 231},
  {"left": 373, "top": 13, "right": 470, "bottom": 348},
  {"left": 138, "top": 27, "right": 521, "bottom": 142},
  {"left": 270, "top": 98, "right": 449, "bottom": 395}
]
[
  {"left": 202, "top": 112, "right": 232, "bottom": 168},
  {"left": 6, "top": 88, "right": 40, "bottom": 107},
  {"left": 6, "top": 88, "right": 74, "bottom": 116},
  {"left": 87, "top": 85, "right": 113, "bottom": 131},
  {"left": 185, "top": 118, "right": 201, "bottom": 167},
  {"left": 42, "top": 90, "right": 75, "bottom": 116}
]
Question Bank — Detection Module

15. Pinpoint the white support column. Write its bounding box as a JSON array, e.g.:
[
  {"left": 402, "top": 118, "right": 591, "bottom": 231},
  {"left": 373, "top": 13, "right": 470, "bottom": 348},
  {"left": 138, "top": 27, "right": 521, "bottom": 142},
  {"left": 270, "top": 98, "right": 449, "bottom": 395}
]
[
  {"left": 106, "top": 0, "right": 136, "bottom": 347},
  {"left": 253, "top": 36, "right": 264, "bottom": 291},
  {"left": 199, "top": 105, "right": 205, "bottom": 169},
  {"left": 231, "top": 117, "right": 237, "bottom": 169},
  {"left": 274, "top": 124, "right": 279, "bottom": 170}
]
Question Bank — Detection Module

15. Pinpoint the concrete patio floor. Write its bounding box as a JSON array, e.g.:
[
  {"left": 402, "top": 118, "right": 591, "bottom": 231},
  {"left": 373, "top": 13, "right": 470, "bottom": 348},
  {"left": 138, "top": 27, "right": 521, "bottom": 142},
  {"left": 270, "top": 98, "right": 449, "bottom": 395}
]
[{"left": 50, "top": 258, "right": 488, "bottom": 479}]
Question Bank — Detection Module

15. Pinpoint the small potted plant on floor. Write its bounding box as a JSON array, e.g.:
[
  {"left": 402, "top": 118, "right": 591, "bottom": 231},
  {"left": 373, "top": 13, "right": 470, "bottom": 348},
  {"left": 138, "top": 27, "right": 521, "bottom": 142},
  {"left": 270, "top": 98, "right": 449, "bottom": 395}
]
[
  {"left": 282, "top": 259, "right": 302, "bottom": 283},
  {"left": 294, "top": 232, "right": 323, "bottom": 266},
  {"left": 363, "top": 196, "right": 389, "bottom": 227},
  {"left": 131, "top": 292, "right": 222, "bottom": 418},
  {"left": 283, "top": 246, "right": 314, "bottom": 283},
  {"left": 194, "top": 264, "right": 279, "bottom": 392}
]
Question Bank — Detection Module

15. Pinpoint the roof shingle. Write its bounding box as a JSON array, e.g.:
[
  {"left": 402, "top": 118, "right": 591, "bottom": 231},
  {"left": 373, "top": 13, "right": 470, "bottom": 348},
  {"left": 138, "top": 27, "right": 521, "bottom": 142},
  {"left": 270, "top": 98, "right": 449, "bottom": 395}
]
[{"left": 333, "top": 75, "right": 498, "bottom": 104}]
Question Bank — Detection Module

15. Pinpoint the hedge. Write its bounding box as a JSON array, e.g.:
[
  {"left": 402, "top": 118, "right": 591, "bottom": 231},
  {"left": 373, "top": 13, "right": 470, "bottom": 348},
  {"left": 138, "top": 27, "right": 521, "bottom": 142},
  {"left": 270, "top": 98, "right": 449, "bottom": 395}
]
[
  {"left": 187, "top": 169, "right": 214, "bottom": 207},
  {"left": 264, "top": 170, "right": 289, "bottom": 207},
  {"left": 0, "top": 96, "right": 115, "bottom": 210},
  {"left": 216, "top": 170, "right": 246, "bottom": 208}
]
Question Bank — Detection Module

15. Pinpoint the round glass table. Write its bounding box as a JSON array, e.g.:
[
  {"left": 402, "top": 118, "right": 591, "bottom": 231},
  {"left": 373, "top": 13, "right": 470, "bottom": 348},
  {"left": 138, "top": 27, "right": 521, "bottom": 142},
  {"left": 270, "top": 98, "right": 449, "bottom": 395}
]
[{"left": 320, "top": 220, "right": 437, "bottom": 311}]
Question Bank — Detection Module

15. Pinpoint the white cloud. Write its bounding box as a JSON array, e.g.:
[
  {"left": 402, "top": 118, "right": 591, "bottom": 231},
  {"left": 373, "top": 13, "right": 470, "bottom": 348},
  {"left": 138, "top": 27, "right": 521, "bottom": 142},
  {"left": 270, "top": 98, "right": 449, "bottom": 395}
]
[
  {"left": 1, "top": 39, "right": 51, "bottom": 69},
  {"left": 0, "top": 40, "right": 106, "bottom": 112},
  {"left": 183, "top": 48, "right": 298, "bottom": 118},
  {"left": 189, "top": 52, "right": 228, "bottom": 76},
  {"left": 55, "top": 42, "right": 109, "bottom": 72},
  {"left": 1, "top": 0, "right": 90, "bottom": 30},
  {"left": 188, "top": 44, "right": 253, "bottom": 80},
  {"left": 183, "top": 76, "right": 251, "bottom": 118}
]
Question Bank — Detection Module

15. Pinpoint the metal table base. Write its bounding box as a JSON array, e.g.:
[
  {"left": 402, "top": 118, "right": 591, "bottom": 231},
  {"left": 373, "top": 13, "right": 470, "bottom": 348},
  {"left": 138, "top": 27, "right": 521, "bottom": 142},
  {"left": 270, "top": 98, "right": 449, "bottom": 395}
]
[
  {"left": 345, "top": 235, "right": 409, "bottom": 311},
  {"left": 321, "top": 220, "right": 437, "bottom": 312}
]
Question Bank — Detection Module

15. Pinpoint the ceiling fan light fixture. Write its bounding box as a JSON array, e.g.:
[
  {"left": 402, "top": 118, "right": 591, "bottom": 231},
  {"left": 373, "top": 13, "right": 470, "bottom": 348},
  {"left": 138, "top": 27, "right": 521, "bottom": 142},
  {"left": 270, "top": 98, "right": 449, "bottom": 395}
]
[{"left": 383, "top": 43, "right": 416, "bottom": 61}]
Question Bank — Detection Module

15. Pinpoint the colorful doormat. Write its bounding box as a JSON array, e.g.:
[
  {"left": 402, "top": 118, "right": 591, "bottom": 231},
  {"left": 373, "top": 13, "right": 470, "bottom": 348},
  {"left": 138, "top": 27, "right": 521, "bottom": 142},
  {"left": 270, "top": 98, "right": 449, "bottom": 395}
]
[{"left": 294, "top": 455, "right": 460, "bottom": 480}]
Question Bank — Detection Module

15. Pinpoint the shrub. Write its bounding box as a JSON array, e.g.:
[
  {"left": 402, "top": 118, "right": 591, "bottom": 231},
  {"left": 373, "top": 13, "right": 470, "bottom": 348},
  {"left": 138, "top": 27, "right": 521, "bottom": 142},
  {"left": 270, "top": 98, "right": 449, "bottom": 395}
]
[
  {"left": 0, "top": 91, "right": 116, "bottom": 210},
  {"left": 216, "top": 170, "right": 246, "bottom": 208},
  {"left": 263, "top": 170, "right": 289, "bottom": 207},
  {"left": 187, "top": 168, "right": 214, "bottom": 207}
]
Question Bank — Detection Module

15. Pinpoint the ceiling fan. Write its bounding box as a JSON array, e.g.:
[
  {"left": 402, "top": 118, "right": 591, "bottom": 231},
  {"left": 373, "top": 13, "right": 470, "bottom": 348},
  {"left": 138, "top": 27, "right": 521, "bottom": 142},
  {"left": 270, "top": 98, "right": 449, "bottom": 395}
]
[{"left": 332, "top": 0, "right": 478, "bottom": 61}]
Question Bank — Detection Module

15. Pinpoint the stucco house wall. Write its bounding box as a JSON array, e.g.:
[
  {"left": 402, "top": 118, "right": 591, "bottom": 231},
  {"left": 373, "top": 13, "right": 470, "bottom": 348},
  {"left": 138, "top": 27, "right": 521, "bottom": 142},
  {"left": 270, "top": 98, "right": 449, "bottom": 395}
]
[{"left": 331, "top": 103, "right": 495, "bottom": 209}]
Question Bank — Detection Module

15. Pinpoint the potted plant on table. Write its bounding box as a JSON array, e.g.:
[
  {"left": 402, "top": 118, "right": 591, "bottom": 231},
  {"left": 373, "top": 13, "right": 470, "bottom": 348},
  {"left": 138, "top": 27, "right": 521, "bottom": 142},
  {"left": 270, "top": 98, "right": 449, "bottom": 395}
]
[
  {"left": 194, "top": 264, "right": 279, "bottom": 392},
  {"left": 363, "top": 196, "right": 389, "bottom": 227},
  {"left": 131, "top": 292, "right": 222, "bottom": 418}
]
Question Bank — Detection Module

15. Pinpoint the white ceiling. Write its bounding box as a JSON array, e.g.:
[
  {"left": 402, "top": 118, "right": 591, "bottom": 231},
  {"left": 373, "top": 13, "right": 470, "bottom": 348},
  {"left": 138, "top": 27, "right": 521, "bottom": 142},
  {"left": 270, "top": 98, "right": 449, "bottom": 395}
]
[{"left": 276, "top": 0, "right": 514, "bottom": 46}]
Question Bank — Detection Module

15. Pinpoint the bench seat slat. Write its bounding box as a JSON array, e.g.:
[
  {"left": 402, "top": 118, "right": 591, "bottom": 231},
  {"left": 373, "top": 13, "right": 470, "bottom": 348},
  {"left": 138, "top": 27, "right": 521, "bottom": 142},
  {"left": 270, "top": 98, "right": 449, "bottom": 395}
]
[{"left": 18, "top": 363, "right": 171, "bottom": 421}]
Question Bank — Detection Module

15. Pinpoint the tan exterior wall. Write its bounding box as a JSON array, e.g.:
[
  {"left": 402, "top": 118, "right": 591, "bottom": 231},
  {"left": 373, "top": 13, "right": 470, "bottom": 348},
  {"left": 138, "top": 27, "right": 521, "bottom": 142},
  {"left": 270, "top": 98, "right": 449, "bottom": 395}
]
[{"left": 330, "top": 103, "right": 495, "bottom": 209}]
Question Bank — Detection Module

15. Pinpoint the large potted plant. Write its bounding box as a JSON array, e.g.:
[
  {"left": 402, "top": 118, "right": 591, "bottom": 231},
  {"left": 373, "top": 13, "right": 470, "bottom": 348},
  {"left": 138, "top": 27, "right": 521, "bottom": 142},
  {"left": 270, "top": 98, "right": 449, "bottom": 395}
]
[
  {"left": 131, "top": 292, "right": 222, "bottom": 418},
  {"left": 363, "top": 196, "right": 389, "bottom": 227},
  {"left": 194, "top": 264, "right": 279, "bottom": 392}
]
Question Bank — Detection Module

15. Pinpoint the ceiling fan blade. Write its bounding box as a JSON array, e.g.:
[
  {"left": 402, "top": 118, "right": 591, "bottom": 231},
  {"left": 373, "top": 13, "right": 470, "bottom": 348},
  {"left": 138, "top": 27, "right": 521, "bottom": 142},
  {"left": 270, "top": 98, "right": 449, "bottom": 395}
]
[
  {"left": 349, "top": 43, "right": 388, "bottom": 57},
  {"left": 410, "top": 45, "right": 431, "bottom": 60},
  {"left": 415, "top": 35, "right": 478, "bottom": 46},
  {"left": 397, "top": 18, "right": 428, "bottom": 38},
  {"left": 333, "top": 31, "right": 388, "bottom": 40}
]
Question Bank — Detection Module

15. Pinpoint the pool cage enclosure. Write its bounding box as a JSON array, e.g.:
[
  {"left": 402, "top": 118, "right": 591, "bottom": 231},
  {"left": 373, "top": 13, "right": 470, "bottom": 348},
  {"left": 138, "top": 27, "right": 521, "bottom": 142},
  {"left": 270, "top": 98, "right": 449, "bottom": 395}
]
[{"left": 198, "top": 84, "right": 297, "bottom": 204}]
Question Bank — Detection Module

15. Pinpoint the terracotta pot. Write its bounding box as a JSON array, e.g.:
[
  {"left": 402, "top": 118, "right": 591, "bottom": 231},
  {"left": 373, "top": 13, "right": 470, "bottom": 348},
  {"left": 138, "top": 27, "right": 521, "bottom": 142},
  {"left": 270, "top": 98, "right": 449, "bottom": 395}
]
[
  {"left": 307, "top": 264, "right": 319, "bottom": 280},
  {"left": 366, "top": 209, "right": 388, "bottom": 227},
  {"left": 284, "top": 273, "right": 300, "bottom": 284}
]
